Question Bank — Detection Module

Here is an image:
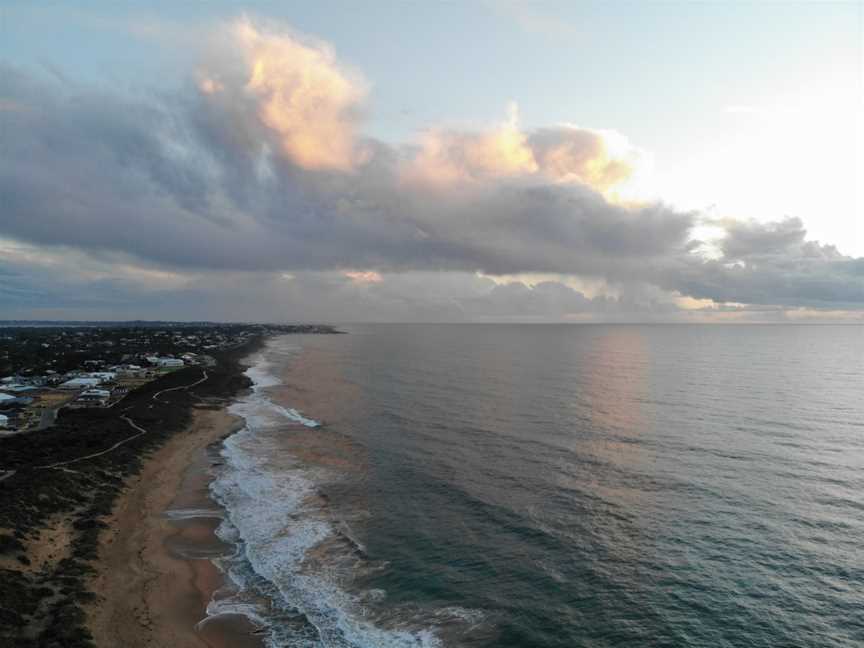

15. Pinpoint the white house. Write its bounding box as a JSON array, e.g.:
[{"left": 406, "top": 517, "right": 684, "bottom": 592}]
[
  {"left": 86, "top": 372, "right": 117, "bottom": 383},
  {"left": 157, "top": 358, "right": 184, "bottom": 368},
  {"left": 59, "top": 377, "right": 101, "bottom": 390},
  {"left": 77, "top": 389, "right": 111, "bottom": 405},
  {"left": 4, "top": 384, "right": 36, "bottom": 394},
  {"left": 81, "top": 388, "right": 110, "bottom": 398}
]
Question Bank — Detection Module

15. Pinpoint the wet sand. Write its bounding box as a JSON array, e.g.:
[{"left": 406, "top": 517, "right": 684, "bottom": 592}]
[{"left": 86, "top": 405, "right": 263, "bottom": 648}]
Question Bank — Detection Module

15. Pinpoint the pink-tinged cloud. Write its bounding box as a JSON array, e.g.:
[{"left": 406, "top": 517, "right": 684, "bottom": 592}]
[
  {"left": 344, "top": 270, "right": 383, "bottom": 283},
  {"left": 402, "top": 105, "right": 640, "bottom": 193},
  {"left": 528, "top": 126, "right": 639, "bottom": 190},
  {"left": 202, "top": 18, "right": 367, "bottom": 171},
  {"left": 0, "top": 99, "right": 27, "bottom": 112},
  {"left": 404, "top": 104, "right": 537, "bottom": 185},
  {"left": 199, "top": 19, "right": 640, "bottom": 193}
]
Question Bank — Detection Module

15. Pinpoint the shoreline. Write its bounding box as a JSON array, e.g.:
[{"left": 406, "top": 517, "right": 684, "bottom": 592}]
[
  {"left": 0, "top": 328, "right": 342, "bottom": 647},
  {"left": 85, "top": 404, "right": 263, "bottom": 647},
  {"left": 0, "top": 334, "right": 269, "bottom": 646}
]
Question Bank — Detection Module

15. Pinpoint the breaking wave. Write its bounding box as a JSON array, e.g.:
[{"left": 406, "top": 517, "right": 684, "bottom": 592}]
[{"left": 205, "top": 342, "right": 455, "bottom": 647}]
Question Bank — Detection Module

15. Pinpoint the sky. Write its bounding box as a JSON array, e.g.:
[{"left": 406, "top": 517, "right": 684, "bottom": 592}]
[{"left": 0, "top": 0, "right": 862, "bottom": 322}]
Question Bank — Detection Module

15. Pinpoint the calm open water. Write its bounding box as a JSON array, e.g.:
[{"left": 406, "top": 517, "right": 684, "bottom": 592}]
[{"left": 208, "top": 324, "right": 864, "bottom": 647}]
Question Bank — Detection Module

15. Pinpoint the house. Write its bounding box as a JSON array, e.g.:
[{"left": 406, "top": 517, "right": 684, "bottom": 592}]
[
  {"left": 4, "top": 384, "right": 37, "bottom": 394},
  {"left": 86, "top": 372, "right": 117, "bottom": 383},
  {"left": 118, "top": 366, "right": 148, "bottom": 378},
  {"left": 58, "top": 377, "right": 101, "bottom": 390},
  {"left": 0, "top": 396, "right": 33, "bottom": 408},
  {"left": 156, "top": 358, "right": 184, "bottom": 368},
  {"left": 77, "top": 389, "right": 111, "bottom": 406}
]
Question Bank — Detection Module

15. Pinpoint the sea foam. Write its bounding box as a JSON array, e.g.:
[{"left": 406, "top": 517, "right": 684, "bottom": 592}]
[{"left": 207, "top": 341, "right": 443, "bottom": 647}]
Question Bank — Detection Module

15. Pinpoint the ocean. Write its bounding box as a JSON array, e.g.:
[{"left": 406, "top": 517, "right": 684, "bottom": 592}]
[{"left": 206, "top": 324, "right": 864, "bottom": 647}]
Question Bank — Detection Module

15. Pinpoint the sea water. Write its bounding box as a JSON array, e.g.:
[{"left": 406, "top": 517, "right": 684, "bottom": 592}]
[{"left": 206, "top": 324, "right": 864, "bottom": 647}]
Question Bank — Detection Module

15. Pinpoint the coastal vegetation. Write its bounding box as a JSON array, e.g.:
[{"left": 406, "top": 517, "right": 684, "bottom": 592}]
[{"left": 0, "top": 324, "right": 338, "bottom": 647}]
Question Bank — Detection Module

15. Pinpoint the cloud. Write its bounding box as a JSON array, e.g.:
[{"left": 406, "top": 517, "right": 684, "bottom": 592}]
[
  {"left": 484, "top": 0, "right": 582, "bottom": 39},
  {"left": 0, "top": 53, "right": 693, "bottom": 279},
  {"left": 401, "top": 105, "right": 641, "bottom": 192},
  {"left": 528, "top": 126, "right": 639, "bottom": 190},
  {"left": 344, "top": 271, "right": 383, "bottom": 283},
  {"left": 200, "top": 18, "right": 368, "bottom": 171},
  {"left": 0, "top": 16, "right": 861, "bottom": 319},
  {"left": 659, "top": 218, "right": 864, "bottom": 308},
  {"left": 403, "top": 104, "right": 538, "bottom": 185},
  {"left": 0, "top": 245, "right": 677, "bottom": 323},
  {"left": 0, "top": 245, "right": 860, "bottom": 323},
  {"left": 719, "top": 216, "right": 838, "bottom": 260}
]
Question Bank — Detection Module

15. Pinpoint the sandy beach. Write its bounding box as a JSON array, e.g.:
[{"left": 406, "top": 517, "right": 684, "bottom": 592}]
[{"left": 85, "top": 405, "right": 262, "bottom": 648}]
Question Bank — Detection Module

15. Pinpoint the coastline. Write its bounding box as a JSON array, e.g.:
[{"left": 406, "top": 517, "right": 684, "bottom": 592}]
[
  {"left": 85, "top": 404, "right": 263, "bottom": 648},
  {"left": 0, "top": 334, "right": 268, "bottom": 646},
  {"left": 0, "top": 327, "right": 343, "bottom": 647}
]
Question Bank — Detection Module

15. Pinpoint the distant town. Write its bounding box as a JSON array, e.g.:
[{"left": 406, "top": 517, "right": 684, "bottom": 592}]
[{"left": 0, "top": 323, "right": 338, "bottom": 435}]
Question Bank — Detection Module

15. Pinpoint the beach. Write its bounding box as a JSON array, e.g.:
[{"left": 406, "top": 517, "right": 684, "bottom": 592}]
[
  {"left": 85, "top": 404, "right": 262, "bottom": 648},
  {"left": 182, "top": 324, "right": 864, "bottom": 648},
  {"left": 0, "top": 329, "right": 343, "bottom": 647}
]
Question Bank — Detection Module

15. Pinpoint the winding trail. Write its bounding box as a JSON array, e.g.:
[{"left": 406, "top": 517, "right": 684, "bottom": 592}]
[
  {"left": 151, "top": 369, "right": 208, "bottom": 403},
  {"left": 35, "top": 369, "right": 209, "bottom": 471},
  {"left": 36, "top": 417, "right": 148, "bottom": 470}
]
